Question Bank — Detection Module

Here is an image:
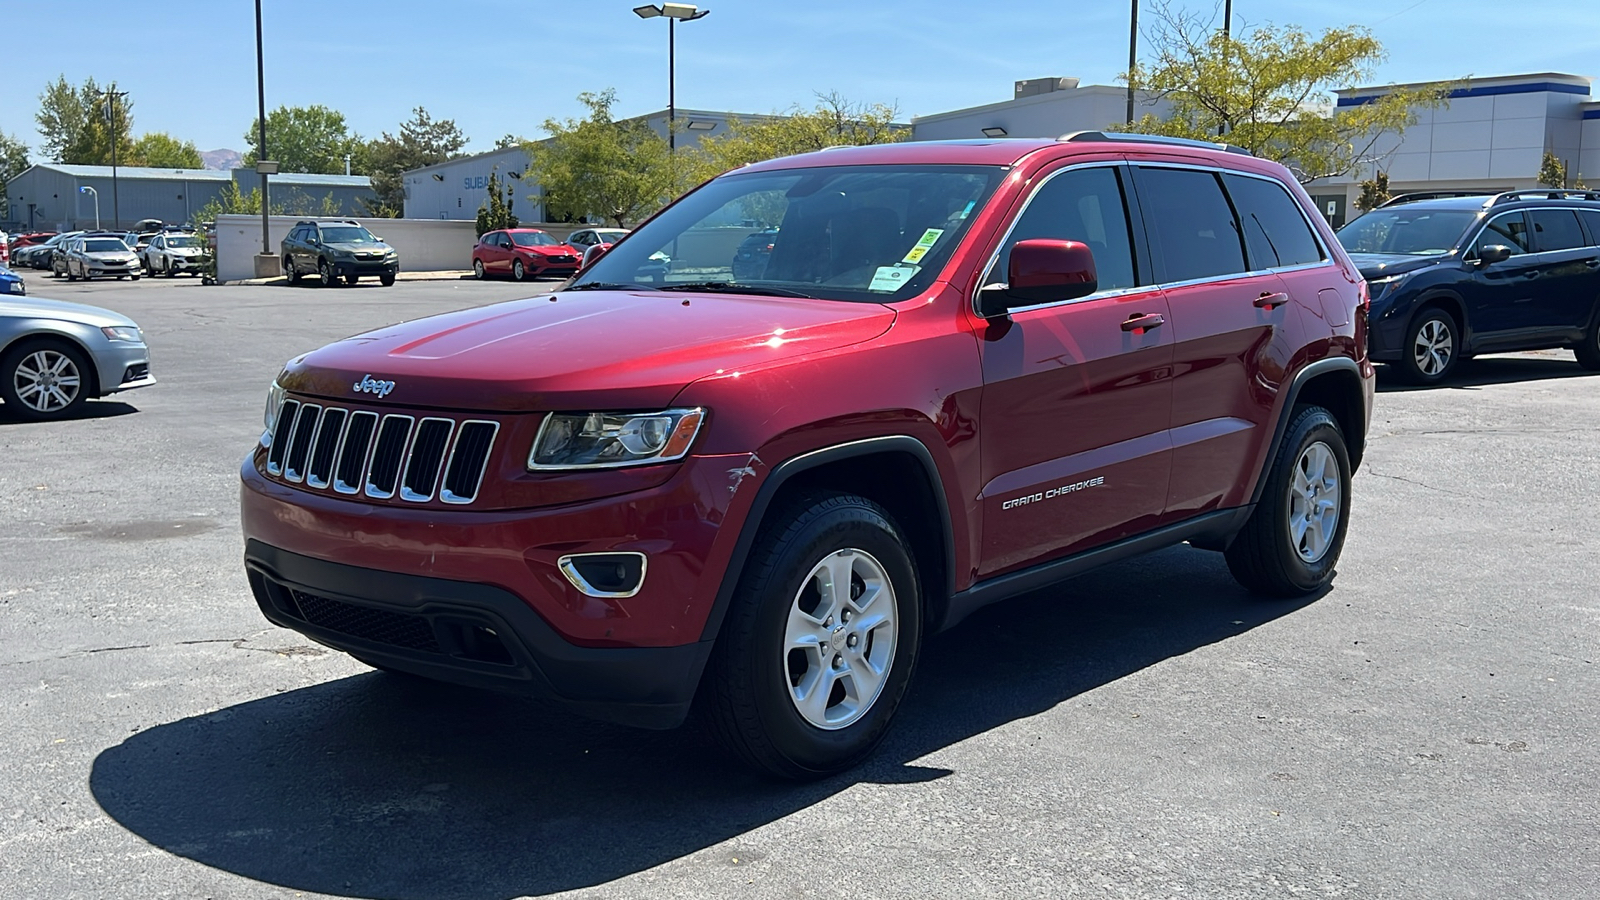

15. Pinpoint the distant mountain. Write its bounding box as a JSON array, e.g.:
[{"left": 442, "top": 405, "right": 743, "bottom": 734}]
[{"left": 202, "top": 148, "right": 243, "bottom": 171}]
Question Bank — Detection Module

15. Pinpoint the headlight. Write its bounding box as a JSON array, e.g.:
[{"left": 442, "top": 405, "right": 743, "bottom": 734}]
[
  {"left": 528, "top": 408, "right": 705, "bottom": 470},
  {"left": 101, "top": 325, "right": 141, "bottom": 342},
  {"left": 1366, "top": 274, "right": 1409, "bottom": 301},
  {"left": 263, "top": 379, "right": 286, "bottom": 438}
]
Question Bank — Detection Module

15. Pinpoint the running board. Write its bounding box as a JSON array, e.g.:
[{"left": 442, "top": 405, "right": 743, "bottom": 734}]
[{"left": 938, "top": 507, "right": 1252, "bottom": 632}]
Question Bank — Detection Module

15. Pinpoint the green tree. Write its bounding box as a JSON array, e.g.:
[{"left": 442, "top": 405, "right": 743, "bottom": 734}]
[
  {"left": 363, "top": 107, "right": 469, "bottom": 217},
  {"left": 473, "top": 171, "right": 520, "bottom": 236},
  {"left": 242, "top": 105, "right": 363, "bottom": 174},
  {"left": 495, "top": 133, "right": 525, "bottom": 150},
  {"left": 526, "top": 90, "right": 673, "bottom": 227},
  {"left": 192, "top": 182, "right": 272, "bottom": 223},
  {"left": 129, "top": 132, "right": 204, "bottom": 168},
  {"left": 1355, "top": 170, "right": 1391, "bottom": 212},
  {"left": 1121, "top": 2, "right": 1454, "bottom": 184},
  {"left": 691, "top": 92, "right": 906, "bottom": 181},
  {"left": 1538, "top": 151, "right": 1568, "bottom": 189},
  {"left": 36, "top": 75, "right": 137, "bottom": 165},
  {"left": 0, "top": 130, "right": 29, "bottom": 213}
]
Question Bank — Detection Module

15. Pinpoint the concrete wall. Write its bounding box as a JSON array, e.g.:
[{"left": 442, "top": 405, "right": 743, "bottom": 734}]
[{"left": 216, "top": 214, "right": 481, "bottom": 282}]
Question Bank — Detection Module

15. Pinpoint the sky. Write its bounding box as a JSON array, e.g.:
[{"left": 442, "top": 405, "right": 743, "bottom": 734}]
[{"left": 4, "top": 0, "right": 1600, "bottom": 158}]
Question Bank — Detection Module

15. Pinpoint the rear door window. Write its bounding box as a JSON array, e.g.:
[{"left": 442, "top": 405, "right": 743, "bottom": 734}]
[
  {"left": 1221, "top": 173, "right": 1325, "bottom": 269},
  {"left": 986, "top": 165, "right": 1138, "bottom": 294},
  {"left": 1529, "top": 208, "right": 1586, "bottom": 252},
  {"left": 1471, "top": 212, "right": 1531, "bottom": 256},
  {"left": 1135, "top": 167, "right": 1247, "bottom": 282},
  {"left": 1580, "top": 210, "right": 1600, "bottom": 246}
]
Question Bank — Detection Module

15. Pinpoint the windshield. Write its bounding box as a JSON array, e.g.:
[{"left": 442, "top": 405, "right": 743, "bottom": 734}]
[
  {"left": 319, "top": 226, "right": 378, "bottom": 244},
  {"left": 83, "top": 239, "right": 128, "bottom": 253},
  {"left": 1337, "top": 209, "right": 1479, "bottom": 256},
  {"left": 167, "top": 235, "right": 199, "bottom": 248},
  {"left": 571, "top": 164, "right": 1004, "bottom": 302},
  {"left": 510, "top": 231, "right": 560, "bottom": 247}
]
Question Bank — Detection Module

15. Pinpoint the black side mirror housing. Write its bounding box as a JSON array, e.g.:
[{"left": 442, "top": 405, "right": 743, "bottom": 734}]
[{"left": 1476, "top": 244, "right": 1513, "bottom": 266}]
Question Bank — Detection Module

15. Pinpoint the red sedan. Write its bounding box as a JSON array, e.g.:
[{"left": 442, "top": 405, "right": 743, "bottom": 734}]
[{"left": 471, "top": 229, "right": 581, "bottom": 281}]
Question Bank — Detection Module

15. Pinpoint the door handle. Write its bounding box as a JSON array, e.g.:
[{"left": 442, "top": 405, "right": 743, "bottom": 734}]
[
  {"left": 1584, "top": 258, "right": 1600, "bottom": 269},
  {"left": 1121, "top": 312, "right": 1165, "bottom": 332},
  {"left": 1254, "top": 291, "right": 1289, "bottom": 309},
  {"left": 1522, "top": 270, "right": 1540, "bottom": 279}
]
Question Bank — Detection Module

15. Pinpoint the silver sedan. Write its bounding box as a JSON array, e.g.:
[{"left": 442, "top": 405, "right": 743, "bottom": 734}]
[{"left": 0, "top": 295, "right": 155, "bottom": 420}]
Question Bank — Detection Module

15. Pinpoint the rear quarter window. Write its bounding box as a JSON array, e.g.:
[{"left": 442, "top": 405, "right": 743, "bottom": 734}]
[{"left": 1222, "top": 173, "right": 1325, "bottom": 269}]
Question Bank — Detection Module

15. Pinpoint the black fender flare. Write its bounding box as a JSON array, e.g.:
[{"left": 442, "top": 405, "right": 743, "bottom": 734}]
[
  {"left": 1248, "top": 355, "right": 1365, "bottom": 508},
  {"left": 697, "top": 435, "right": 957, "bottom": 643}
]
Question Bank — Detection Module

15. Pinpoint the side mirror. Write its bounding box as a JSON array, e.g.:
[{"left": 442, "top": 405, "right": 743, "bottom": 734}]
[
  {"left": 978, "top": 239, "right": 1098, "bottom": 317},
  {"left": 1475, "top": 244, "right": 1513, "bottom": 266},
  {"left": 581, "top": 243, "right": 609, "bottom": 269}
]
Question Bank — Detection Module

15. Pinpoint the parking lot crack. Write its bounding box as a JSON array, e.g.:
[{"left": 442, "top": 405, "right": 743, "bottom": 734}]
[{"left": 1363, "top": 470, "right": 1480, "bottom": 499}]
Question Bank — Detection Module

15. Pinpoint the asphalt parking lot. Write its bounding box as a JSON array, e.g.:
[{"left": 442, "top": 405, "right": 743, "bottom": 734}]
[{"left": 2, "top": 274, "right": 1597, "bottom": 899}]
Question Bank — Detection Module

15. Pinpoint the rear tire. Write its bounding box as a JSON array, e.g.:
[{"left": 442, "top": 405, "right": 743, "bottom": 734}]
[
  {"left": 1224, "top": 406, "right": 1352, "bottom": 597},
  {"left": 284, "top": 256, "right": 299, "bottom": 284},
  {"left": 473, "top": 259, "right": 486, "bottom": 280},
  {"left": 702, "top": 492, "right": 922, "bottom": 780},
  {"left": 1396, "top": 307, "right": 1460, "bottom": 385},
  {"left": 1575, "top": 310, "right": 1600, "bottom": 371}
]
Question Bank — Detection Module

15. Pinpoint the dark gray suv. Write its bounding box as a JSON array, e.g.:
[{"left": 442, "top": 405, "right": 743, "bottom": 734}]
[{"left": 281, "top": 220, "right": 399, "bottom": 287}]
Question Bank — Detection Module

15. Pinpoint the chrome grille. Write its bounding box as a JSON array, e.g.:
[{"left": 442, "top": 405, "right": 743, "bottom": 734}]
[{"left": 265, "top": 400, "right": 498, "bottom": 505}]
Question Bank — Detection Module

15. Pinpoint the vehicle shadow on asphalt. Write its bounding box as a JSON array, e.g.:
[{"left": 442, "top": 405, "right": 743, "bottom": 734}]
[
  {"left": 0, "top": 400, "right": 138, "bottom": 424},
  {"left": 89, "top": 544, "right": 1319, "bottom": 899},
  {"left": 1376, "top": 355, "right": 1593, "bottom": 393}
]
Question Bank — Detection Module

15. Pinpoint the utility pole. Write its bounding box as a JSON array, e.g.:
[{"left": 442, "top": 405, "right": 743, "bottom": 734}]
[
  {"left": 255, "top": 0, "right": 271, "bottom": 257},
  {"left": 1126, "top": 0, "right": 1138, "bottom": 125},
  {"left": 102, "top": 87, "right": 129, "bottom": 229},
  {"left": 1219, "top": 0, "right": 1234, "bottom": 136}
]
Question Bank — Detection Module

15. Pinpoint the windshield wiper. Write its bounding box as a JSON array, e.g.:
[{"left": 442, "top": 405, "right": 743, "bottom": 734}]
[
  {"left": 657, "top": 281, "right": 815, "bottom": 299},
  {"left": 565, "top": 281, "right": 660, "bottom": 291}
]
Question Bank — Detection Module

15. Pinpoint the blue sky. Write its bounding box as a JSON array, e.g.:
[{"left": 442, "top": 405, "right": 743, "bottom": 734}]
[{"left": 5, "top": 0, "right": 1600, "bottom": 157}]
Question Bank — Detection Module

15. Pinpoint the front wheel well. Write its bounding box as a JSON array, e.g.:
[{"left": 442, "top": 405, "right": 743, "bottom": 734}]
[
  {"left": 759, "top": 449, "right": 951, "bottom": 633},
  {"left": 1410, "top": 293, "right": 1467, "bottom": 344},
  {"left": 1, "top": 334, "right": 102, "bottom": 398}
]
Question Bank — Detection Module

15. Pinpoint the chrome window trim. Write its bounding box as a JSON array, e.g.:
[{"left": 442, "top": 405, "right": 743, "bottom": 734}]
[
  {"left": 333, "top": 410, "right": 379, "bottom": 495},
  {"left": 399, "top": 417, "right": 455, "bottom": 503},
  {"left": 364, "top": 414, "right": 416, "bottom": 500},
  {"left": 282, "top": 404, "right": 322, "bottom": 484},
  {"left": 557, "top": 552, "right": 649, "bottom": 599},
  {"left": 1465, "top": 209, "right": 1536, "bottom": 259},
  {"left": 971, "top": 159, "right": 1340, "bottom": 319},
  {"left": 305, "top": 406, "right": 348, "bottom": 490},
  {"left": 439, "top": 420, "right": 501, "bottom": 505}
]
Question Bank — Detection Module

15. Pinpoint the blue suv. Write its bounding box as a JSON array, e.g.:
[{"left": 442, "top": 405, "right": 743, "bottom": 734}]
[{"left": 1336, "top": 190, "right": 1600, "bottom": 383}]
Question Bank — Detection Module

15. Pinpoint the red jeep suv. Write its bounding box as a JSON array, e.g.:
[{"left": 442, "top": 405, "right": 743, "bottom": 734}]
[{"left": 242, "top": 133, "right": 1373, "bottom": 779}]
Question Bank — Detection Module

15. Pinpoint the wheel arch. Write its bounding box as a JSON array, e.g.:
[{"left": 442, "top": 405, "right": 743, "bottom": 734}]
[
  {"left": 0, "top": 328, "right": 103, "bottom": 398},
  {"left": 698, "top": 436, "right": 956, "bottom": 646},
  {"left": 1250, "top": 356, "right": 1366, "bottom": 508},
  {"left": 1409, "top": 289, "right": 1470, "bottom": 351}
]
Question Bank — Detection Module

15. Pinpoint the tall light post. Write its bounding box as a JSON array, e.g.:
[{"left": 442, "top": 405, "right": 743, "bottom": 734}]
[
  {"left": 79, "top": 186, "right": 100, "bottom": 230},
  {"left": 1126, "top": 0, "right": 1138, "bottom": 125},
  {"left": 632, "top": 3, "right": 710, "bottom": 154},
  {"left": 101, "top": 87, "right": 128, "bottom": 228},
  {"left": 254, "top": 0, "right": 273, "bottom": 259}
]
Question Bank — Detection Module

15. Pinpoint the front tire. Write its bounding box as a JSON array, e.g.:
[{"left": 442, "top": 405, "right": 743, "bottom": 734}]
[
  {"left": 512, "top": 259, "right": 527, "bottom": 281},
  {"left": 1397, "top": 307, "right": 1460, "bottom": 385},
  {"left": 703, "top": 493, "right": 922, "bottom": 780},
  {"left": 379, "top": 272, "right": 396, "bottom": 287},
  {"left": 1, "top": 341, "right": 91, "bottom": 422},
  {"left": 1225, "top": 406, "right": 1352, "bottom": 597},
  {"left": 318, "top": 259, "right": 337, "bottom": 287}
]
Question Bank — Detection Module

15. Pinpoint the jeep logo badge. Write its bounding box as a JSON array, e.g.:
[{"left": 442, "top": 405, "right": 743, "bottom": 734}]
[{"left": 353, "top": 374, "right": 396, "bottom": 398}]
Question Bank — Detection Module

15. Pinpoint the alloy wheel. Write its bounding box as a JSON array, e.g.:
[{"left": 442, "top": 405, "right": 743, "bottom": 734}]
[
  {"left": 782, "top": 548, "right": 899, "bottom": 730},
  {"left": 1287, "top": 441, "right": 1341, "bottom": 563},
  {"left": 13, "top": 349, "right": 82, "bottom": 414},
  {"left": 1413, "top": 318, "right": 1453, "bottom": 377}
]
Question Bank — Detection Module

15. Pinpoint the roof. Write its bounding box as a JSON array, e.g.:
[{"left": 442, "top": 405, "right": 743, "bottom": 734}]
[
  {"left": 1335, "top": 72, "right": 1593, "bottom": 107},
  {"left": 910, "top": 83, "right": 1150, "bottom": 125},
  {"left": 11, "top": 162, "right": 370, "bottom": 188},
  {"left": 737, "top": 134, "right": 1268, "bottom": 173},
  {"left": 1381, "top": 190, "right": 1600, "bottom": 211}
]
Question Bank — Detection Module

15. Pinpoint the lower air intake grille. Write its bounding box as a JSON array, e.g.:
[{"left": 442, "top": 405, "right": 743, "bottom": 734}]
[{"left": 289, "top": 590, "right": 442, "bottom": 653}]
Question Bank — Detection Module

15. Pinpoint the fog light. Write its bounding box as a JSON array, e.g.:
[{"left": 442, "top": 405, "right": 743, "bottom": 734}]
[{"left": 558, "top": 552, "right": 647, "bottom": 598}]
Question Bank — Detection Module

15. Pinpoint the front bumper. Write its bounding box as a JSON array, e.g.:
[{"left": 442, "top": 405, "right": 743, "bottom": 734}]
[
  {"left": 332, "top": 258, "right": 399, "bottom": 277},
  {"left": 91, "top": 341, "right": 154, "bottom": 396},
  {"left": 245, "top": 540, "right": 713, "bottom": 729}
]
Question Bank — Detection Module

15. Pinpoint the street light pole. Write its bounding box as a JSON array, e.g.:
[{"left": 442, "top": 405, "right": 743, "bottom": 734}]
[
  {"left": 255, "top": 0, "right": 271, "bottom": 256},
  {"left": 79, "top": 186, "right": 99, "bottom": 230},
  {"left": 1126, "top": 0, "right": 1138, "bottom": 125},
  {"left": 101, "top": 87, "right": 128, "bottom": 228},
  {"left": 633, "top": 4, "right": 710, "bottom": 155}
]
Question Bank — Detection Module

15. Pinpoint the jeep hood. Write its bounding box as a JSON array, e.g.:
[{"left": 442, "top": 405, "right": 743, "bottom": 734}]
[
  {"left": 279, "top": 289, "right": 896, "bottom": 411},
  {"left": 1347, "top": 252, "right": 1450, "bottom": 281}
]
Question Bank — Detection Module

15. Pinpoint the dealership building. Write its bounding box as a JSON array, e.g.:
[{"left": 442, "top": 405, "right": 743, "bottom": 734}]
[
  {"left": 912, "top": 72, "right": 1600, "bottom": 227},
  {"left": 401, "top": 108, "right": 757, "bottom": 221},
  {"left": 4, "top": 164, "right": 375, "bottom": 231}
]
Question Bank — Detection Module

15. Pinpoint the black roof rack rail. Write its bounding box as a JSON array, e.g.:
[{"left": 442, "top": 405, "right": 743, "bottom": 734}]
[
  {"left": 1059, "top": 130, "right": 1253, "bottom": 156},
  {"left": 1377, "top": 191, "right": 1493, "bottom": 208},
  {"left": 1487, "top": 188, "right": 1600, "bottom": 206}
]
